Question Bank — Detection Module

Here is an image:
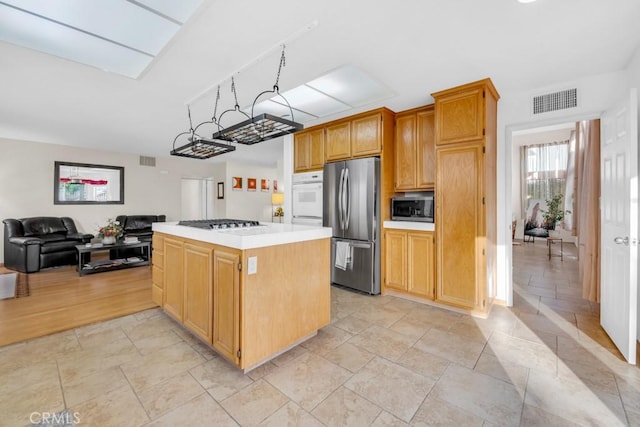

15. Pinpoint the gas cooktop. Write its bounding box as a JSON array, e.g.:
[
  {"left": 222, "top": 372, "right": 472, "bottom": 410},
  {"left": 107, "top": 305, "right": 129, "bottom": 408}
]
[{"left": 177, "top": 219, "right": 261, "bottom": 230}]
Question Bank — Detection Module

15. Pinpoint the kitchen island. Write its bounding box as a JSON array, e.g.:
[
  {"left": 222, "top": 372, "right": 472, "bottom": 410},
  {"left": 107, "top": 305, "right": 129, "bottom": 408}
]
[{"left": 151, "top": 221, "right": 332, "bottom": 371}]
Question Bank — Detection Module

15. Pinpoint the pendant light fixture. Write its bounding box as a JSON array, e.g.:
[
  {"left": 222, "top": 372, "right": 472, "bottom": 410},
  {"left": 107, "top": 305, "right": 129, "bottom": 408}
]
[{"left": 170, "top": 45, "right": 303, "bottom": 159}]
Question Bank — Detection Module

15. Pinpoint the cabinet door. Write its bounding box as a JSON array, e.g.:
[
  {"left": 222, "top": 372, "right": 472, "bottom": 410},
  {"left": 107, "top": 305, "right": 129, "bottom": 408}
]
[
  {"left": 435, "top": 87, "right": 484, "bottom": 145},
  {"left": 351, "top": 113, "right": 381, "bottom": 157},
  {"left": 325, "top": 121, "right": 351, "bottom": 161},
  {"left": 436, "top": 144, "right": 483, "bottom": 310},
  {"left": 183, "top": 244, "right": 213, "bottom": 343},
  {"left": 163, "top": 238, "right": 184, "bottom": 321},
  {"left": 394, "top": 114, "right": 417, "bottom": 190},
  {"left": 416, "top": 109, "right": 435, "bottom": 188},
  {"left": 408, "top": 232, "right": 434, "bottom": 299},
  {"left": 213, "top": 249, "right": 240, "bottom": 365},
  {"left": 293, "top": 132, "right": 311, "bottom": 172},
  {"left": 308, "top": 128, "right": 325, "bottom": 170},
  {"left": 384, "top": 230, "right": 407, "bottom": 291},
  {"left": 151, "top": 234, "right": 165, "bottom": 306}
]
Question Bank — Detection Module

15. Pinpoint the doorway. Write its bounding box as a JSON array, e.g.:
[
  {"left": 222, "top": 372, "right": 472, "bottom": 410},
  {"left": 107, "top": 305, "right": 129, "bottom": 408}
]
[{"left": 181, "top": 178, "right": 215, "bottom": 220}]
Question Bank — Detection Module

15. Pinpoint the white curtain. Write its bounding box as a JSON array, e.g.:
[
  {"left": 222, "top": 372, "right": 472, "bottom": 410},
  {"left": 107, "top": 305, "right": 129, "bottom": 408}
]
[{"left": 522, "top": 140, "right": 569, "bottom": 214}]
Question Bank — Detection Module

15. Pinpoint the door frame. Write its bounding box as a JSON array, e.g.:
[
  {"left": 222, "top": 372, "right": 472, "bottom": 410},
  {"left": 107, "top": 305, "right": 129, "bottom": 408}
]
[{"left": 503, "top": 111, "right": 601, "bottom": 307}]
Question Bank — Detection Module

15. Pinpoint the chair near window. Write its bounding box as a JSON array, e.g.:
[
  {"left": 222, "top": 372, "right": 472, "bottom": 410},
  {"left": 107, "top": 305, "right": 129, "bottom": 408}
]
[{"left": 523, "top": 199, "right": 549, "bottom": 243}]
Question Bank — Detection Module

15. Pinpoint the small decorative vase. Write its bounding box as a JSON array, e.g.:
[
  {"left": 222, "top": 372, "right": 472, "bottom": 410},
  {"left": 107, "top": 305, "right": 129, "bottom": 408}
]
[{"left": 102, "top": 236, "right": 116, "bottom": 245}]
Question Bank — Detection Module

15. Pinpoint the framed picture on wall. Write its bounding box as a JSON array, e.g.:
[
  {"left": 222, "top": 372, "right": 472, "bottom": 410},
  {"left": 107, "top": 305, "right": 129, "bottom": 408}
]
[
  {"left": 247, "top": 178, "right": 257, "bottom": 191},
  {"left": 261, "top": 179, "right": 269, "bottom": 192},
  {"left": 232, "top": 177, "right": 242, "bottom": 191},
  {"left": 217, "top": 182, "right": 224, "bottom": 199}
]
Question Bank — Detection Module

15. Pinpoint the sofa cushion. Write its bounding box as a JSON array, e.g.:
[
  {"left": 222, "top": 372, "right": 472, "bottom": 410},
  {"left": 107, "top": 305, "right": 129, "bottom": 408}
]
[
  {"left": 38, "top": 233, "right": 67, "bottom": 243},
  {"left": 40, "top": 240, "right": 80, "bottom": 254},
  {"left": 21, "top": 217, "right": 67, "bottom": 237}
]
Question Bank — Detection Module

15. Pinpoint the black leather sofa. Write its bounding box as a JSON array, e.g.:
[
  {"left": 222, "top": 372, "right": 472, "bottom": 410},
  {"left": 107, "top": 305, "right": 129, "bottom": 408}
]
[
  {"left": 111, "top": 215, "right": 165, "bottom": 258},
  {"left": 115, "top": 215, "right": 166, "bottom": 241},
  {"left": 3, "top": 217, "right": 93, "bottom": 273}
]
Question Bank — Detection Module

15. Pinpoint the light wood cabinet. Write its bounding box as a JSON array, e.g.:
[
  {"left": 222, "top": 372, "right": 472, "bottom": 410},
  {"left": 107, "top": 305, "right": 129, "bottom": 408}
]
[
  {"left": 163, "top": 237, "right": 184, "bottom": 321},
  {"left": 384, "top": 230, "right": 407, "bottom": 291},
  {"left": 351, "top": 113, "right": 382, "bottom": 157},
  {"left": 384, "top": 229, "right": 435, "bottom": 299},
  {"left": 151, "top": 234, "right": 164, "bottom": 306},
  {"left": 213, "top": 249, "right": 240, "bottom": 365},
  {"left": 325, "top": 121, "right": 351, "bottom": 161},
  {"left": 394, "top": 106, "right": 435, "bottom": 190},
  {"left": 407, "top": 232, "right": 435, "bottom": 298},
  {"left": 432, "top": 78, "right": 499, "bottom": 314},
  {"left": 183, "top": 243, "right": 213, "bottom": 342},
  {"left": 434, "top": 85, "right": 485, "bottom": 146},
  {"left": 294, "top": 128, "right": 325, "bottom": 172}
]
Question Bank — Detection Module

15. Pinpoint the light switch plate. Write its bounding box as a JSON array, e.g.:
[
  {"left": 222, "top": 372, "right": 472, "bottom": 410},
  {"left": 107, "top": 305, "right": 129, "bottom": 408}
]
[{"left": 247, "top": 256, "right": 257, "bottom": 275}]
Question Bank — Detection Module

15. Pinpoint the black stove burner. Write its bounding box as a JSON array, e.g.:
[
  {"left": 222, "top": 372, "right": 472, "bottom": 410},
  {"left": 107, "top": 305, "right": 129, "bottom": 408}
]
[{"left": 177, "top": 219, "right": 261, "bottom": 230}]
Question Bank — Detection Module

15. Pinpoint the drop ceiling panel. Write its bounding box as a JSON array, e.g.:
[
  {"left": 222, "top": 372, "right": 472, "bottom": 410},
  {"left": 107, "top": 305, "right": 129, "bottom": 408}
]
[
  {"left": 1, "top": 0, "right": 179, "bottom": 54},
  {"left": 277, "top": 85, "right": 351, "bottom": 117},
  {"left": 307, "top": 64, "right": 394, "bottom": 107},
  {"left": 0, "top": 4, "right": 152, "bottom": 77}
]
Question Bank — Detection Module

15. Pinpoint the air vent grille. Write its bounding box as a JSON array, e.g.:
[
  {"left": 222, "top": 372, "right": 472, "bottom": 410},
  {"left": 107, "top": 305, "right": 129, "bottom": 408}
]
[
  {"left": 532, "top": 88, "right": 577, "bottom": 115},
  {"left": 139, "top": 156, "right": 156, "bottom": 167}
]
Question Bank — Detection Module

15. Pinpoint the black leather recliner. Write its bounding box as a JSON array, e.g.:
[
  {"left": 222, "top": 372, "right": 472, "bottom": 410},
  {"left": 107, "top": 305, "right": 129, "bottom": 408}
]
[{"left": 3, "top": 217, "right": 93, "bottom": 273}]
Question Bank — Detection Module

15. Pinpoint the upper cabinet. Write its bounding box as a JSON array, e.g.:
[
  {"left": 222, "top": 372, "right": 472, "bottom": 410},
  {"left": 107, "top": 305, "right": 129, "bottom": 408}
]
[
  {"left": 295, "top": 108, "right": 392, "bottom": 168},
  {"left": 394, "top": 105, "right": 435, "bottom": 191},
  {"left": 294, "top": 128, "right": 325, "bottom": 173},
  {"left": 351, "top": 112, "right": 382, "bottom": 157},
  {"left": 325, "top": 121, "right": 351, "bottom": 161},
  {"left": 434, "top": 85, "right": 486, "bottom": 146}
]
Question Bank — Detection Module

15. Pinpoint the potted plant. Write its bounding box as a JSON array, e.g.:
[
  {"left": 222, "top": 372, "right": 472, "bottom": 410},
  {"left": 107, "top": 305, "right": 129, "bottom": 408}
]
[
  {"left": 97, "top": 218, "right": 123, "bottom": 244},
  {"left": 542, "top": 193, "right": 570, "bottom": 232}
]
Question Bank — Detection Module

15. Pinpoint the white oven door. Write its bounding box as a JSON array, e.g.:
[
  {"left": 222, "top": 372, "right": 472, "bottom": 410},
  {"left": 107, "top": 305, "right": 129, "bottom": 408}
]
[{"left": 292, "top": 182, "right": 323, "bottom": 219}]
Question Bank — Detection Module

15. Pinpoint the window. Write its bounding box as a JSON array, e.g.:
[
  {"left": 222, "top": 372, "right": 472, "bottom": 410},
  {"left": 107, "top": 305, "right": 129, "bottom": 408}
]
[{"left": 525, "top": 141, "right": 569, "bottom": 203}]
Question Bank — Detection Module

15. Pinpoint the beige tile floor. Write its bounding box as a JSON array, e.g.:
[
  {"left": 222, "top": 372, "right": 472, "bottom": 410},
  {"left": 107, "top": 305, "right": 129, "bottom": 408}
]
[{"left": 2, "top": 241, "right": 639, "bottom": 426}]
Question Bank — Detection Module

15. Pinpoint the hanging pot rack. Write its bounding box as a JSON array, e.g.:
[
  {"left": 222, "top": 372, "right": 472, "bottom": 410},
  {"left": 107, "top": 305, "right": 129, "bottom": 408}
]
[
  {"left": 170, "top": 45, "right": 303, "bottom": 159},
  {"left": 170, "top": 105, "right": 236, "bottom": 160}
]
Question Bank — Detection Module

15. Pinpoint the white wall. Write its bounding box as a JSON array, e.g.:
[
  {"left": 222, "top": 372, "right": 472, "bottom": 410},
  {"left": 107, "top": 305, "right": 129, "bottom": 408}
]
[
  {"left": 224, "top": 161, "right": 282, "bottom": 223},
  {"left": 0, "top": 137, "right": 223, "bottom": 262}
]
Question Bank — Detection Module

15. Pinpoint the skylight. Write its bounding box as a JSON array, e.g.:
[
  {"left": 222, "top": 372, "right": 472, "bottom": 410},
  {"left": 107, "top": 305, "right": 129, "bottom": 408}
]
[
  {"left": 0, "top": 0, "right": 203, "bottom": 78},
  {"left": 248, "top": 64, "right": 394, "bottom": 122}
]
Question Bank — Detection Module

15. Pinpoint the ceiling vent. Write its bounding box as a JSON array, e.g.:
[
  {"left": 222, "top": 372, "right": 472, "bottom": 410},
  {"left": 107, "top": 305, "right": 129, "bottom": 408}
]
[
  {"left": 532, "top": 88, "right": 577, "bottom": 115},
  {"left": 139, "top": 155, "right": 156, "bottom": 167}
]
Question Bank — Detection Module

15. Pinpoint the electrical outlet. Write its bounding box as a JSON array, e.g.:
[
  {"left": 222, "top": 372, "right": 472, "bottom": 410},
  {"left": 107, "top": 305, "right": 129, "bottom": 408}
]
[{"left": 248, "top": 256, "right": 257, "bottom": 275}]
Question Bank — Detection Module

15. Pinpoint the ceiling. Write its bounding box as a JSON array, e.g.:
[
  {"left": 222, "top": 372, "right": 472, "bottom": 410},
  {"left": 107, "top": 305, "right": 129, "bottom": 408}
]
[{"left": 1, "top": 0, "right": 639, "bottom": 167}]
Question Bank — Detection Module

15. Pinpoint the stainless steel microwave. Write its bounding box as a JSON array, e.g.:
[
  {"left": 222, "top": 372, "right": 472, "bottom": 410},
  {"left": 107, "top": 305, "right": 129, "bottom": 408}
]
[{"left": 391, "top": 194, "right": 434, "bottom": 222}]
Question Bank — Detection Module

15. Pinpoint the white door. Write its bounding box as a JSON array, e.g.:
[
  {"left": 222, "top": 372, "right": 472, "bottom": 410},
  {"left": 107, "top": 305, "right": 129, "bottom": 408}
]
[{"left": 600, "top": 89, "right": 638, "bottom": 364}]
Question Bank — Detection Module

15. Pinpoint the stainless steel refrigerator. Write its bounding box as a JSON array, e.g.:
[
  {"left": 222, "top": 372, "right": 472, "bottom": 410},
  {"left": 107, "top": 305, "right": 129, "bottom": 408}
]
[{"left": 323, "top": 157, "right": 380, "bottom": 294}]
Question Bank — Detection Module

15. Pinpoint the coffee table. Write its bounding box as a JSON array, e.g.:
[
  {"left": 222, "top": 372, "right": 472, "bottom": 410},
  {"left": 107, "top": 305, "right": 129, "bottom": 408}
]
[{"left": 76, "top": 241, "right": 151, "bottom": 276}]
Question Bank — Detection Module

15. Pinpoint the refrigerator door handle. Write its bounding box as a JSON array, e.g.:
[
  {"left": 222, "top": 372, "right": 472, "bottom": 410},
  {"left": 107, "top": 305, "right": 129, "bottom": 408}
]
[
  {"left": 338, "top": 167, "right": 345, "bottom": 231},
  {"left": 349, "top": 242, "right": 371, "bottom": 249},
  {"left": 344, "top": 167, "right": 351, "bottom": 230}
]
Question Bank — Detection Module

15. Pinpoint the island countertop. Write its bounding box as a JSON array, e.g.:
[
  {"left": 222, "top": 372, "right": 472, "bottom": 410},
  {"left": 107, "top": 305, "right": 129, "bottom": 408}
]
[{"left": 152, "top": 221, "right": 332, "bottom": 250}]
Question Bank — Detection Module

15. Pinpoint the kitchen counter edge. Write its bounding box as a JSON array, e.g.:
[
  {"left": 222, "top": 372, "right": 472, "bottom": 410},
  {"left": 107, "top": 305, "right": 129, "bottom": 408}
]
[
  {"left": 383, "top": 221, "right": 435, "bottom": 232},
  {"left": 152, "top": 222, "right": 332, "bottom": 250}
]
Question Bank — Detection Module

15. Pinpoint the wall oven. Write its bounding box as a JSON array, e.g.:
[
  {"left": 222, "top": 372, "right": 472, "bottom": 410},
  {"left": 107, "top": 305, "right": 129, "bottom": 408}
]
[{"left": 292, "top": 171, "right": 323, "bottom": 226}]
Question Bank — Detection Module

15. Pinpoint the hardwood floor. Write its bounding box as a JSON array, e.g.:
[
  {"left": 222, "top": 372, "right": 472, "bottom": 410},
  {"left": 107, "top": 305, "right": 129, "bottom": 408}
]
[{"left": 0, "top": 264, "right": 156, "bottom": 346}]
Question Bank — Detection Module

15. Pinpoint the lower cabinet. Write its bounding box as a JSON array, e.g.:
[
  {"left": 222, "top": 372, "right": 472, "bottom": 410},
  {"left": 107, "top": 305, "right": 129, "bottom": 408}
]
[
  {"left": 163, "top": 237, "right": 184, "bottom": 320},
  {"left": 384, "top": 230, "right": 435, "bottom": 299},
  {"left": 212, "top": 249, "right": 240, "bottom": 365},
  {"left": 183, "top": 243, "right": 213, "bottom": 342}
]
